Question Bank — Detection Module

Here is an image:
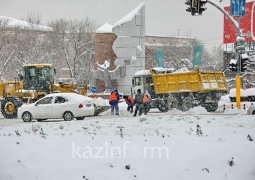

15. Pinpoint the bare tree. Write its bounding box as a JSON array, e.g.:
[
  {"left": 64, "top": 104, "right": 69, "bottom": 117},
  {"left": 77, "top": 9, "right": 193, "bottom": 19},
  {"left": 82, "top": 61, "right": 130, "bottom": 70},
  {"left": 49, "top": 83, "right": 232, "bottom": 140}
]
[
  {"left": 48, "top": 18, "right": 97, "bottom": 83},
  {"left": 26, "top": 12, "right": 42, "bottom": 25},
  {"left": 0, "top": 28, "right": 21, "bottom": 81}
]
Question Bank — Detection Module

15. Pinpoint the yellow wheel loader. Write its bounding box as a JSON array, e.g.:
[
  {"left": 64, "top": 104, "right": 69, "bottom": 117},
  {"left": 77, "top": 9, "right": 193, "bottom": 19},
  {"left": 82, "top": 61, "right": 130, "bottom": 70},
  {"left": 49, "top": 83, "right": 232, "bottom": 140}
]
[{"left": 0, "top": 64, "right": 109, "bottom": 119}]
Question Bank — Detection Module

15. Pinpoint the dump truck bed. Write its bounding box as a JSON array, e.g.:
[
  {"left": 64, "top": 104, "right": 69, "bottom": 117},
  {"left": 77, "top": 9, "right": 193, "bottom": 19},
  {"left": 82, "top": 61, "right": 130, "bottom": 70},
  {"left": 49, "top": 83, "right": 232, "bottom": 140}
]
[{"left": 150, "top": 69, "right": 228, "bottom": 94}]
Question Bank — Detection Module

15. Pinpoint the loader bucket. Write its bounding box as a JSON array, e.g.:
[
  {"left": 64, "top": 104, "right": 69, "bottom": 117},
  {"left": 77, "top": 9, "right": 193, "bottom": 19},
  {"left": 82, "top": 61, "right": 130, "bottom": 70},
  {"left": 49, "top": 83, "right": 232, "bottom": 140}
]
[{"left": 94, "top": 105, "right": 110, "bottom": 116}]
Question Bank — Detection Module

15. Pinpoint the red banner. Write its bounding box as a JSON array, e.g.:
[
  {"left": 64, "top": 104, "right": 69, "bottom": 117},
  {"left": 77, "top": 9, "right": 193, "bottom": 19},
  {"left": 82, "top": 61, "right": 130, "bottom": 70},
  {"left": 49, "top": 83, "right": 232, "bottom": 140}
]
[{"left": 224, "top": 1, "right": 255, "bottom": 43}]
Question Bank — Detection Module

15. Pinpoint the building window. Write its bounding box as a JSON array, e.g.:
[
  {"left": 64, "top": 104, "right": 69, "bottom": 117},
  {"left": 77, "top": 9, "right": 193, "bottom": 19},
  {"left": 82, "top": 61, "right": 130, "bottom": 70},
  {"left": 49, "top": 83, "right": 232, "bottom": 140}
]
[{"left": 124, "top": 59, "right": 130, "bottom": 65}]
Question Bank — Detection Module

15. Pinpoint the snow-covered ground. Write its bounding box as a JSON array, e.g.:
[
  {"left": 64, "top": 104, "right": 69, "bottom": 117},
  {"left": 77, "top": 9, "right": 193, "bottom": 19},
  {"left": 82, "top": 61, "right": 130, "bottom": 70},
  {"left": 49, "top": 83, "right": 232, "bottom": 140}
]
[{"left": 0, "top": 95, "right": 255, "bottom": 180}]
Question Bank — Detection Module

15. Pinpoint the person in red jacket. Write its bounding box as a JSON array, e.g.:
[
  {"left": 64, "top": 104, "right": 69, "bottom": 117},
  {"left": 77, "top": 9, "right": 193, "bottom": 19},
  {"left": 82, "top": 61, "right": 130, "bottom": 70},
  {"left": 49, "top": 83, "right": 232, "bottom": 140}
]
[
  {"left": 109, "top": 89, "right": 120, "bottom": 115},
  {"left": 123, "top": 95, "right": 135, "bottom": 113}
]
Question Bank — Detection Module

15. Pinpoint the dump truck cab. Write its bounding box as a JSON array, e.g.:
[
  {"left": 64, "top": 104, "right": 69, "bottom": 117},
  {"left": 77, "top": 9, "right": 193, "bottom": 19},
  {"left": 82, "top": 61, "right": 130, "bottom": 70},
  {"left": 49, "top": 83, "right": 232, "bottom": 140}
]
[{"left": 131, "top": 68, "right": 175, "bottom": 112}]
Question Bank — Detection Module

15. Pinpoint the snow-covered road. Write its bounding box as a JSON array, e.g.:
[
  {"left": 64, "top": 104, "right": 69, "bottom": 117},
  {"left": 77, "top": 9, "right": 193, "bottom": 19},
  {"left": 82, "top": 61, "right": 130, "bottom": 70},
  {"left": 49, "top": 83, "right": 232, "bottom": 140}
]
[{"left": 0, "top": 95, "right": 255, "bottom": 180}]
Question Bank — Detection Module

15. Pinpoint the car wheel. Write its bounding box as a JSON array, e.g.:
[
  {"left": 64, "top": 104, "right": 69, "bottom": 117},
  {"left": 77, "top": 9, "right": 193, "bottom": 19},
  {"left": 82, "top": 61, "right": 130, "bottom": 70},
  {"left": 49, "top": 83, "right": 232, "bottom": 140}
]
[
  {"left": 22, "top": 111, "right": 33, "bottom": 122},
  {"left": 63, "top": 111, "right": 74, "bottom": 121},
  {"left": 252, "top": 111, "right": 255, "bottom": 115},
  {"left": 76, "top": 116, "right": 85, "bottom": 120}
]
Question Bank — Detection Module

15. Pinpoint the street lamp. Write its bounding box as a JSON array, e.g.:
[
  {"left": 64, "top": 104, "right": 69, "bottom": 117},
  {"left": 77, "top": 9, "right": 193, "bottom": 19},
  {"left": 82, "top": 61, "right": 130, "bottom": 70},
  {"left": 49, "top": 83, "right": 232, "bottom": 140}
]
[{"left": 183, "top": 41, "right": 194, "bottom": 69}]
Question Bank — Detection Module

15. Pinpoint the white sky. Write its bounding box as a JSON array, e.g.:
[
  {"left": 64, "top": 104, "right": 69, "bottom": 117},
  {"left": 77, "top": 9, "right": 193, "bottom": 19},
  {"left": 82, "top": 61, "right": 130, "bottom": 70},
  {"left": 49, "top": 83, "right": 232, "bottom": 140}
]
[{"left": 0, "top": 0, "right": 235, "bottom": 51}]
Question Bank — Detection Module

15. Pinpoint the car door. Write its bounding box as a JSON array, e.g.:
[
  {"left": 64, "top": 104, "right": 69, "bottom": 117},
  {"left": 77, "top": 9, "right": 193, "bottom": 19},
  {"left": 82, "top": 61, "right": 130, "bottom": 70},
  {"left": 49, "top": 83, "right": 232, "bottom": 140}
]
[
  {"left": 50, "top": 96, "right": 68, "bottom": 119},
  {"left": 34, "top": 97, "right": 53, "bottom": 118}
]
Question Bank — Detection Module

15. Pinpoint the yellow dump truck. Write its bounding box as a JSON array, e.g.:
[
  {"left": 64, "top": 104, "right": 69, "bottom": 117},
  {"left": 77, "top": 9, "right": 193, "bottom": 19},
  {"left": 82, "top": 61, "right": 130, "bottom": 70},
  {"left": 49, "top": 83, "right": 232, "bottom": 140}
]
[{"left": 131, "top": 68, "right": 228, "bottom": 112}]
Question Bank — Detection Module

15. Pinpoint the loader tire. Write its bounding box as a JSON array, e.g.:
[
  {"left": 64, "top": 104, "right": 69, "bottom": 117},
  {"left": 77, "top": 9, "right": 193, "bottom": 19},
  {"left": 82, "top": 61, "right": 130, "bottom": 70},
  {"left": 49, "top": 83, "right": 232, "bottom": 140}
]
[{"left": 1, "top": 97, "right": 23, "bottom": 119}]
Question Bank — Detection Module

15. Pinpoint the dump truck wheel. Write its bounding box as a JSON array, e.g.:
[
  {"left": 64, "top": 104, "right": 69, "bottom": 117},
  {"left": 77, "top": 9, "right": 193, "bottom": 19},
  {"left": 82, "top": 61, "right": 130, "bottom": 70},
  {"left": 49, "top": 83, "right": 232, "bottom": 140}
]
[
  {"left": 1, "top": 97, "right": 23, "bottom": 119},
  {"left": 182, "top": 96, "right": 193, "bottom": 112},
  {"left": 168, "top": 96, "right": 180, "bottom": 110},
  {"left": 158, "top": 100, "right": 168, "bottom": 112},
  {"left": 204, "top": 103, "right": 218, "bottom": 112}
]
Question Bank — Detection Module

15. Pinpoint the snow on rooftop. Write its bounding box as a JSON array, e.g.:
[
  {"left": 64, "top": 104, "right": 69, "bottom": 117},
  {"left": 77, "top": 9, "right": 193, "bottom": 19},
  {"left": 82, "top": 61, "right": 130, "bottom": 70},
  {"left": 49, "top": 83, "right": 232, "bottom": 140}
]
[
  {"left": 133, "top": 67, "right": 177, "bottom": 76},
  {"left": 228, "top": 88, "right": 255, "bottom": 97},
  {"left": 0, "top": 16, "right": 52, "bottom": 31},
  {"left": 152, "top": 67, "right": 175, "bottom": 72},
  {"left": 174, "top": 67, "right": 190, "bottom": 73},
  {"left": 113, "top": 2, "right": 145, "bottom": 27},
  {"left": 134, "top": 70, "right": 151, "bottom": 76},
  {"left": 245, "top": 88, "right": 255, "bottom": 96},
  {"left": 95, "top": 23, "right": 113, "bottom": 33}
]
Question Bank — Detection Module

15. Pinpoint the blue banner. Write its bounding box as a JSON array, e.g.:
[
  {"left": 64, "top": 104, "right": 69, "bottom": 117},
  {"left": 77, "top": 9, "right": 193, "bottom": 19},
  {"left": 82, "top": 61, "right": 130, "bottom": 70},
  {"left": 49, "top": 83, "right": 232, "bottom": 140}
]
[
  {"left": 193, "top": 45, "right": 203, "bottom": 65},
  {"left": 155, "top": 50, "right": 164, "bottom": 68},
  {"left": 231, "top": 0, "right": 246, "bottom": 16}
]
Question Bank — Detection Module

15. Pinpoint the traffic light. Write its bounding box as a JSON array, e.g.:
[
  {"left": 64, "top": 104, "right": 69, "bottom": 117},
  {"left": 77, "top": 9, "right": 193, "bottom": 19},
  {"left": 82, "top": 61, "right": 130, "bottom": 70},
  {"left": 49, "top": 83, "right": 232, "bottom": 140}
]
[
  {"left": 198, "top": 0, "right": 207, "bottom": 15},
  {"left": 185, "top": 0, "right": 207, "bottom": 16},
  {"left": 229, "top": 59, "right": 237, "bottom": 72},
  {"left": 241, "top": 54, "right": 248, "bottom": 72},
  {"left": 185, "top": 0, "right": 191, "bottom": 12},
  {"left": 185, "top": 0, "right": 197, "bottom": 16},
  {"left": 235, "top": 36, "right": 246, "bottom": 54}
]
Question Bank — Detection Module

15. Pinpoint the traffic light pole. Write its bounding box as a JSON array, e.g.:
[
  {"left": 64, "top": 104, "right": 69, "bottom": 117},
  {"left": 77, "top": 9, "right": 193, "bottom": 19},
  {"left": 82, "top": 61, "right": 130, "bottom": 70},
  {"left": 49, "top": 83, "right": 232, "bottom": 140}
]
[
  {"left": 206, "top": 0, "right": 241, "bottom": 35},
  {"left": 206, "top": 0, "right": 242, "bottom": 108},
  {"left": 236, "top": 17, "right": 241, "bottom": 108}
]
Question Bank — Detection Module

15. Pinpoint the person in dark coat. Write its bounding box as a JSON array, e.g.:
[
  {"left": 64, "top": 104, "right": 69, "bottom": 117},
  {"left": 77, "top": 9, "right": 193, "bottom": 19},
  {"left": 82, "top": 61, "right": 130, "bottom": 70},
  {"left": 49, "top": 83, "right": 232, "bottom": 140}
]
[
  {"left": 133, "top": 89, "right": 143, "bottom": 116},
  {"left": 123, "top": 95, "right": 135, "bottom": 113},
  {"left": 139, "top": 92, "right": 150, "bottom": 116},
  {"left": 109, "top": 89, "right": 120, "bottom": 115}
]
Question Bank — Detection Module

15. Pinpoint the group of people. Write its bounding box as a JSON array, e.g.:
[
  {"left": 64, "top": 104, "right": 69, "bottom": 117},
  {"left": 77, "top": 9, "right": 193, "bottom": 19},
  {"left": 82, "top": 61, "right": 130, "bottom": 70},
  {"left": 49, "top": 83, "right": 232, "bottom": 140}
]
[{"left": 109, "top": 88, "right": 150, "bottom": 116}]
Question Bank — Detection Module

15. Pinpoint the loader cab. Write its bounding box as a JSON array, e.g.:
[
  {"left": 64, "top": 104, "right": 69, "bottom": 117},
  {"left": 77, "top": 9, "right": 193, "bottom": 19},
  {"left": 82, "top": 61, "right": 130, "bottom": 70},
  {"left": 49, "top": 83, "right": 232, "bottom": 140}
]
[{"left": 22, "top": 64, "right": 55, "bottom": 92}]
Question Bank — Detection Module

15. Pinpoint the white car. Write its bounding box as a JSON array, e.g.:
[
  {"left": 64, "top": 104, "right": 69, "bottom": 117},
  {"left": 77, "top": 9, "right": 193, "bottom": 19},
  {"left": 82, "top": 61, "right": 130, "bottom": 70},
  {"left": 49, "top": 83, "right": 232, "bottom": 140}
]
[
  {"left": 18, "top": 93, "right": 95, "bottom": 122},
  {"left": 247, "top": 104, "right": 255, "bottom": 115}
]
